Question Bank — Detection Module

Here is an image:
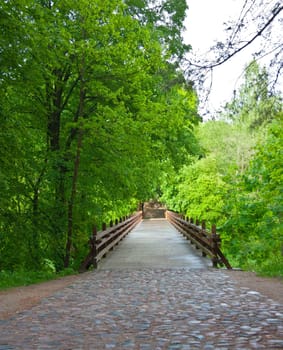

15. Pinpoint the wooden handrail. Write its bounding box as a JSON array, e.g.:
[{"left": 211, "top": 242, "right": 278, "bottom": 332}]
[
  {"left": 166, "top": 210, "right": 232, "bottom": 269},
  {"left": 79, "top": 211, "right": 142, "bottom": 272}
]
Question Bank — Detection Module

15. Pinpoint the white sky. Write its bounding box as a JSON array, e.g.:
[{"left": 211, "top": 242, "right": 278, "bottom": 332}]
[{"left": 183, "top": 0, "right": 260, "bottom": 117}]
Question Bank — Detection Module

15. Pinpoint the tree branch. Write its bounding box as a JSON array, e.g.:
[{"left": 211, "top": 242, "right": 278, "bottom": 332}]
[{"left": 188, "top": 4, "right": 282, "bottom": 70}]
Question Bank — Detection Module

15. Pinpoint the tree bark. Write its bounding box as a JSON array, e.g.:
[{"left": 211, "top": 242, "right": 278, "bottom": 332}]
[{"left": 64, "top": 71, "right": 86, "bottom": 268}]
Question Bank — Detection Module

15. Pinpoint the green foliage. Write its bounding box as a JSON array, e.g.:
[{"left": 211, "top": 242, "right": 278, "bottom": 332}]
[
  {"left": 0, "top": 268, "right": 76, "bottom": 290},
  {"left": 164, "top": 157, "right": 229, "bottom": 226},
  {"left": 0, "top": 0, "right": 198, "bottom": 274},
  {"left": 162, "top": 61, "right": 283, "bottom": 276},
  {"left": 222, "top": 114, "right": 283, "bottom": 274},
  {"left": 124, "top": 0, "right": 190, "bottom": 61},
  {"left": 223, "top": 60, "right": 282, "bottom": 129},
  {"left": 255, "top": 254, "right": 283, "bottom": 277}
]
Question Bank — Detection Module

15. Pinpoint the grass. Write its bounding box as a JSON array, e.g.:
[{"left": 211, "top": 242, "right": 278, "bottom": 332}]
[
  {"left": 256, "top": 259, "right": 283, "bottom": 278},
  {"left": 0, "top": 268, "right": 77, "bottom": 290},
  {"left": 241, "top": 254, "right": 283, "bottom": 278}
]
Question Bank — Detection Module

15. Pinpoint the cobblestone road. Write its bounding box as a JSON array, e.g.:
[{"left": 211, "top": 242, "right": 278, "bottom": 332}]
[{"left": 1, "top": 268, "right": 283, "bottom": 349}]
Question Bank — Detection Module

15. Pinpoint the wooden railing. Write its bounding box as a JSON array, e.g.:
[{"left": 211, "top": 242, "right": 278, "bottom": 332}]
[
  {"left": 166, "top": 210, "right": 232, "bottom": 269},
  {"left": 80, "top": 211, "right": 142, "bottom": 272}
]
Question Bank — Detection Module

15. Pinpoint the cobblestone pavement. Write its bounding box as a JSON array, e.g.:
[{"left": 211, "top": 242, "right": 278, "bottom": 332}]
[{"left": 1, "top": 268, "right": 283, "bottom": 349}]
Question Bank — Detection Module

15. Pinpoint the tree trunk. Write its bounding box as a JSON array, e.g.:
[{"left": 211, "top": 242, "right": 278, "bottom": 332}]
[
  {"left": 64, "top": 129, "right": 83, "bottom": 268},
  {"left": 64, "top": 72, "right": 85, "bottom": 268}
]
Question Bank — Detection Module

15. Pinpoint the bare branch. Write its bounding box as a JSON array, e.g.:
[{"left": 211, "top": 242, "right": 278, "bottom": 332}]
[
  {"left": 184, "top": 1, "right": 283, "bottom": 115},
  {"left": 188, "top": 4, "right": 282, "bottom": 70}
]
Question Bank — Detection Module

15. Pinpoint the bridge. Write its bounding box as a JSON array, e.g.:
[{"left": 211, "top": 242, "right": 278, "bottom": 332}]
[
  {"left": 98, "top": 218, "right": 210, "bottom": 270},
  {"left": 80, "top": 205, "right": 232, "bottom": 272}
]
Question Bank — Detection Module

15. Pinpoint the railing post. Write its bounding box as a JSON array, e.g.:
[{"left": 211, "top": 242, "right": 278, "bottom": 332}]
[
  {"left": 193, "top": 219, "right": 200, "bottom": 249},
  {"left": 90, "top": 226, "right": 97, "bottom": 269},
  {"left": 166, "top": 210, "right": 231, "bottom": 270},
  {"left": 109, "top": 220, "right": 114, "bottom": 250},
  {"left": 211, "top": 224, "right": 218, "bottom": 268},
  {"left": 102, "top": 222, "right": 107, "bottom": 231},
  {"left": 201, "top": 221, "right": 207, "bottom": 257}
]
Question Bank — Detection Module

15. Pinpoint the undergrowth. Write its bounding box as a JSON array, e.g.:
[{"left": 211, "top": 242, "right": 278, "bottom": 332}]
[{"left": 0, "top": 268, "right": 77, "bottom": 290}]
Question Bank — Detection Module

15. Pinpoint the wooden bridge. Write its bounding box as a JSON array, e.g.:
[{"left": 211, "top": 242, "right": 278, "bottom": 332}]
[{"left": 80, "top": 206, "right": 232, "bottom": 272}]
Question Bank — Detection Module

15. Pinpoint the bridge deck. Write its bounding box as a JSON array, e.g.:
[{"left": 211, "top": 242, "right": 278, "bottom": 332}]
[{"left": 98, "top": 218, "right": 210, "bottom": 270}]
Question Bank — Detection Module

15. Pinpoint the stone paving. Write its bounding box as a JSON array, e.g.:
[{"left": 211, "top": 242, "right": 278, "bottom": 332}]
[
  {"left": 1, "top": 220, "right": 283, "bottom": 349},
  {"left": 1, "top": 268, "right": 283, "bottom": 349}
]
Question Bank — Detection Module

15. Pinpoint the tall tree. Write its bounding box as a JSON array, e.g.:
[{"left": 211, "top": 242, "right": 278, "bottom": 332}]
[
  {"left": 224, "top": 60, "right": 282, "bottom": 129},
  {"left": 0, "top": 0, "right": 199, "bottom": 270}
]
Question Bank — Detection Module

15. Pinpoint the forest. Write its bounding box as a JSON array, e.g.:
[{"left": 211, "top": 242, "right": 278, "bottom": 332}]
[{"left": 0, "top": 0, "right": 282, "bottom": 285}]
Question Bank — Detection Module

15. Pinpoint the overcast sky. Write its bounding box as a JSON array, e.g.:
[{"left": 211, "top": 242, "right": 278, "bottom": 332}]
[{"left": 183, "top": 0, "right": 257, "bottom": 117}]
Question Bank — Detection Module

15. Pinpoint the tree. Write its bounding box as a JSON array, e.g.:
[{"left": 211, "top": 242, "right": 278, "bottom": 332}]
[
  {"left": 124, "top": 0, "right": 190, "bottom": 62},
  {"left": 222, "top": 114, "right": 283, "bottom": 273},
  {"left": 161, "top": 58, "right": 283, "bottom": 275},
  {"left": 223, "top": 60, "right": 282, "bottom": 129},
  {"left": 185, "top": 0, "right": 282, "bottom": 110},
  {"left": 0, "top": 0, "right": 199, "bottom": 271},
  {"left": 172, "top": 157, "right": 230, "bottom": 225}
]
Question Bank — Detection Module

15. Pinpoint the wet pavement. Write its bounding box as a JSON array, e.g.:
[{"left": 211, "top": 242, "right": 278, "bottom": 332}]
[{"left": 1, "top": 220, "right": 283, "bottom": 349}]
